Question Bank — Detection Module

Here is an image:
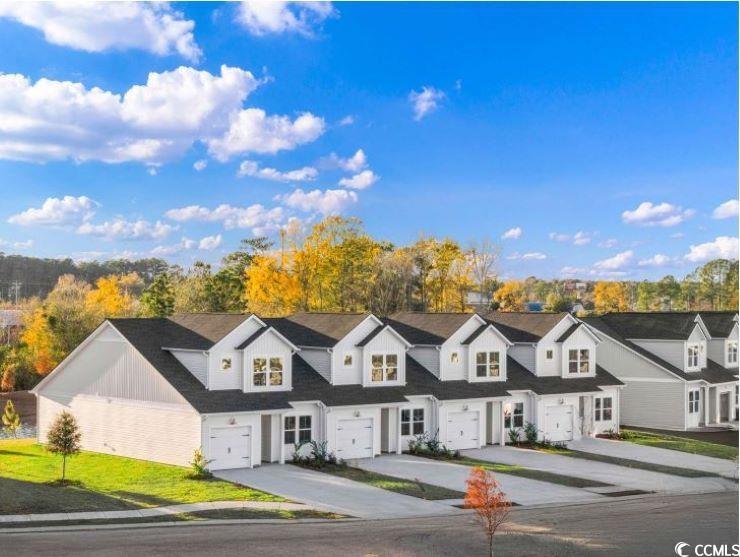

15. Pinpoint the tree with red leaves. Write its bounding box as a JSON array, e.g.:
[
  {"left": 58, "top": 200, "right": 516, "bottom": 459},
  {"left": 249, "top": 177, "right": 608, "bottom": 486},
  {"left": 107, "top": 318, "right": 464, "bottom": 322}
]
[{"left": 465, "top": 466, "right": 511, "bottom": 557}]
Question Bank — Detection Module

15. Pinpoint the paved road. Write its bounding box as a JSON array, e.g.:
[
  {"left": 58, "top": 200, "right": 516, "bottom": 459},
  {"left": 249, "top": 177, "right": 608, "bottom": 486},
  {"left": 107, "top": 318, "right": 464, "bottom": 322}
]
[{"left": 3, "top": 492, "right": 737, "bottom": 557}]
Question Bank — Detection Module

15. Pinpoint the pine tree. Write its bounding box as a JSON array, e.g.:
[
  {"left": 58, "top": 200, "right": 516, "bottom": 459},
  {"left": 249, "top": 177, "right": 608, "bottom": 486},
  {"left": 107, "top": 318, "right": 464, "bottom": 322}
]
[
  {"left": 1, "top": 400, "right": 21, "bottom": 438},
  {"left": 46, "top": 411, "right": 81, "bottom": 482}
]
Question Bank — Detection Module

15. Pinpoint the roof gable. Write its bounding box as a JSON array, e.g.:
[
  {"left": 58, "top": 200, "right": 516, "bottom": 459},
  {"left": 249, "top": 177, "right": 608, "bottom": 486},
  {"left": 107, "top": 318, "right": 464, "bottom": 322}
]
[
  {"left": 165, "top": 313, "right": 256, "bottom": 350},
  {"left": 600, "top": 312, "right": 705, "bottom": 341},
  {"left": 699, "top": 312, "right": 739, "bottom": 338},
  {"left": 273, "top": 312, "right": 375, "bottom": 347},
  {"left": 484, "top": 311, "right": 573, "bottom": 343},
  {"left": 386, "top": 312, "right": 480, "bottom": 345}
]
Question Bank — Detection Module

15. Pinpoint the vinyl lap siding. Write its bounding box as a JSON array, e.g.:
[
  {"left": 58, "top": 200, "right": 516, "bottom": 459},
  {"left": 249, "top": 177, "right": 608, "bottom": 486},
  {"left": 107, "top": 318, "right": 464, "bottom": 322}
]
[
  {"left": 170, "top": 350, "right": 208, "bottom": 386},
  {"left": 509, "top": 345, "right": 536, "bottom": 372},
  {"left": 408, "top": 347, "right": 440, "bottom": 377},
  {"left": 298, "top": 348, "right": 332, "bottom": 382},
  {"left": 619, "top": 381, "right": 685, "bottom": 430}
]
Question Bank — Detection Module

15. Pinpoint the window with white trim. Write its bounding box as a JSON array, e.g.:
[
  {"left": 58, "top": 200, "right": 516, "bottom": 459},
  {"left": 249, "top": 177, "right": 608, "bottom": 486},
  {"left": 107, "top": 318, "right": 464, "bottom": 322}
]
[
  {"left": 504, "top": 402, "right": 524, "bottom": 428},
  {"left": 220, "top": 357, "right": 232, "bottom": 371},
  {"left": 253, "top": 356, "right": 284, "bottom": 386},
  {"left": 475, "top": 351, "right": 500, "bottom": 378},
  {"left": 450, "top": 352, "right": 459, "bottom": 364},
  {"left": 343, "top": 354, "right": 353, "bottom": 367},
  {"left": 594, "top": 397, "right": 613, "bottom": 422},
  {"left": 688, "top": 390, "right": 700, "bottom": 413},
  {"left": 401, "top": 408, "right": 424, "bottom": 436},
  {"left": 727, "top": 341, "right": 738, "bottom": 365},
  {"left": 568, "top": 349, "right": 590, "bottom": 374},
  {"left": 546, "top": 349, "right": 553, "bottom": 360},
  {"left": 687, "top": 344, "right": 700, "bottom": 369},
  {"left": 371, "top": 353, "right": 398, "bottom": 382},
  {"left": 284, "top": 415, "right": 311, "bottom": 444}
]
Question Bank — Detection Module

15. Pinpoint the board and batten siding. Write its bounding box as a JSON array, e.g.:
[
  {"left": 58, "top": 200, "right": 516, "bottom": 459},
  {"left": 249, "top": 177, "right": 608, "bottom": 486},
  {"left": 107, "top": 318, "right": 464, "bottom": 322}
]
[
  {"left": 536, "top": 316, "right": 574, "bottom": 377},
  {"left": 242, "top": 328, "right": 294, "bottom": 392},
  {"left": 332, "top": 316, "right": 382, "bottom": 385},
  {"left": 36, "top": 322, "right": 201, "bottom": 466},
  {"left": 361, "top": 328, "right": 407, "bottom": 387},
  {"left": 440, "top": 316, "right": 483, "bottom": 381},
  {"left": 170, "top": 349, "right": 208, "bottom": 387}
]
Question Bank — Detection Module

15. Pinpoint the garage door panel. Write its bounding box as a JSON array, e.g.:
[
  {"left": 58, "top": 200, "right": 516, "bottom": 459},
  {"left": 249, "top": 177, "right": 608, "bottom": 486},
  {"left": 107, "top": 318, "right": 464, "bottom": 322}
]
[
  {"left": 545, "top": 406, "right": 573, "bottom": 442},
  {"left": 446, "top": 411, "right": 480, "bottom": 450},
  {"left": 210, "top": 426, "right": 252, "bottom": 470},
  {"left": 336, "top": 418, "right": 373, "bottom": 459}
]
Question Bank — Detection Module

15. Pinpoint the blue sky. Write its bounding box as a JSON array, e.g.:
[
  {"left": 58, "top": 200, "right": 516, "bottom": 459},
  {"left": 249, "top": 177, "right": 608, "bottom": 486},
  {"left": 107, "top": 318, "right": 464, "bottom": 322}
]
[{"left": 0, "top": 1, "right": 737, "bottom": 279}]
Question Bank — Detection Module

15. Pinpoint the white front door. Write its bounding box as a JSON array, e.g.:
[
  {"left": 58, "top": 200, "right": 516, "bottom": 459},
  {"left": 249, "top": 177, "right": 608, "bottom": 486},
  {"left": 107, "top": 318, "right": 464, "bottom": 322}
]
[
  {"left": 336, "top": 418, "right": 374, "bottom": 459},
  {"left": 210, "top": 426, "right": 252, "bottom": 470},
  {"left": 446, "top": 411, "right": 480, "bottom": 450},
  {"left": 545, "top": 406, "right": 573, "bottom": 442},
  {"left": 687, "top": 389, "right": 702, "bottom": 428}
]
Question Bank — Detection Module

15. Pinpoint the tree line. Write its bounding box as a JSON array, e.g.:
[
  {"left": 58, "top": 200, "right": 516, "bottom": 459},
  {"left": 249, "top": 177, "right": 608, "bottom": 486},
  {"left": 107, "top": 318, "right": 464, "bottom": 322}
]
[{"left": 1, "top": 215, "right": 736, "bottom": 391}]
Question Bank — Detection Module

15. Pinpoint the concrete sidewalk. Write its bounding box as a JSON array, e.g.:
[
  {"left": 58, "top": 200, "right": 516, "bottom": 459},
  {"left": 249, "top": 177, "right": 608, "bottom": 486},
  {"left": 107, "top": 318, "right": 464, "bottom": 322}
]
[
  {"left": 215, "top": 464, "right": 460, "bottom": 519},
  {"left": 463, "top": 446, "right": 737, "bottom": 495},
  {"left": 567, "top": 437, "right": 738, "bottom": 479},
  {"left": 0, "top": 500, "right": 312, "bottom": 524},
  {"left": 349, "top": 454, "right": 603, "bottom": 506}
]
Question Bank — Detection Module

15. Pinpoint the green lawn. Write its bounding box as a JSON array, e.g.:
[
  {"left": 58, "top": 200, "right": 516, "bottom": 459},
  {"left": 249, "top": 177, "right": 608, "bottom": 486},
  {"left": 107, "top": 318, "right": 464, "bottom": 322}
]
[
  {"left": 303, "top": 464, "right": 465, "bottom": 500},
  {"left": 620, "top": 429, "right": 738, "bottom": 461},
  {"left": 0, "top": 439, "right": 282, "bottom": 515}
]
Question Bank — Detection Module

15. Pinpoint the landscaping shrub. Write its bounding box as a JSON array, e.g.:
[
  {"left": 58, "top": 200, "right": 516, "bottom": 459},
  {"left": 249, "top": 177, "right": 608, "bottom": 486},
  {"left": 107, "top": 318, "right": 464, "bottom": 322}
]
[
  {"left": 292, "top": 440, "right": 344, "bottom": 469},
  {"left": 407, "top": 430, "right": 455, "bottom": 459},
  {"left": 523, "top": 422, "right": 538, "bottom": 445},
  {"left": 507, "top": 427, "right": 521, "bottom": 446},
  {"left": 188, "top": 448, "right": 213, "bottom": 479}
]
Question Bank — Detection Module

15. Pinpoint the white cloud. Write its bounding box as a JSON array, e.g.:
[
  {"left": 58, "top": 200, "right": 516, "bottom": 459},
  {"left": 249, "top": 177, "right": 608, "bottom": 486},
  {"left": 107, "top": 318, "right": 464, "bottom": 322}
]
[
  {"left": 193, "top": 159, "right": 207, "bottom": 171},
  {"left": 0, "top": 65, "right": 261, "bottom": 165},
  {"left": 338, "top": 169, "right": 378, "bottom": 190},
  {"left": 276, "top": 188, "right": 357, "bottom": 215},
  {"left": 593, "top": 250, "right": 634, "bottom": 270},
  {"left": 207, "top": 109, "right": 325, "bottom": 161},
  {"left": 0, "top": 2, "right": 201, "bottom": 61},
  {"left": 237, "top": 160, "right": 318, "bottom": 182},
  {"left": 506, "top": 252, "right": 546, "bottom": 261},
  {"left": 165, "top": 203, "right": 285, "bottom": 235},
  {"left": 670, "top": 232, "right": 685, "bottom": 239},
  {"left": 712, "top": 199, "right": 739, "bottom": 220},
  {"left": 236, "top": 1, "right": 335, "bottom": 37},
  {"left": 684, "top": 236, "right": 739, "bottom": 263},
  {"left": 338, "top": 115, "right": 354, "bottom": 126},
  {"left": 323, "top": 149, "right": 367, "bottom": 172},
  {"left": 409, "top": 86, "right": 445, "bottom": 121},
  {"left": 150, "top": 237, "right": 196, "bottom": 256},
  {"left": 572, "top": 231, "right": 591, "bottom": 246},
  {"left": 561, "top": 266, "right": 586, "bottom": 276},
  {"left": 638, "top": 254, "right": 675, "bottom": 267},
  {"left": 622, "top": 201, "right": 695, "bottom": 227},
  {"left": 501, "top": 227, "right": 522, "bottom": 240},
  {"left": 8, "top": 195, "right": 97, "bottom": 226},
  {"left": 598, "top": 238, "right": 618, "bottom": 248},
  {"left": 549, "top": 231, "right": 592, "bottom": 245},
  {"left": 77, "top": 219, "right": 176, "bottom": 241},
  {"left": 0, "top": 238, "right": 33, "bottom": 250},
  {"left": 198, "top": 234, "right": 222, "bottom": 250}
]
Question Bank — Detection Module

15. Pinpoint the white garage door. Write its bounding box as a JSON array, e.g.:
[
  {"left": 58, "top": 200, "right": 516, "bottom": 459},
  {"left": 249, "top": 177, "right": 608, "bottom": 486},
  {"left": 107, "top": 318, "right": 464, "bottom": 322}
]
[
  {"left": 446, "top": 411, "right": 480, "bottom": 450},
  {"left": 545, "top": 406, "right": 573, "bottom": 442},
  {"left": 209, "top": 426, "right": 252, "bottom": 470},
  {"left": 336, "top": 418, "right": 374, "bottom": 459}
]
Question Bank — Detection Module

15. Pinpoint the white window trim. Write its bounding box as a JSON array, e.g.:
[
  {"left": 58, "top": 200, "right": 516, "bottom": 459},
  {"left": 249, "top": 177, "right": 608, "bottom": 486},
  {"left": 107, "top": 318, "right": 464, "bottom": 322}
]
[
  {"left": 220, "top": 357, "right": 232, "bottom": 371},
  {"left": 450, "top": 351, "right": 460, "bottom": 364},
  {"left": 504, "top": 402, "right": 524, "bottom": 429},
  {"left": 567, "top": 348, "right": 591, "bottom": 375},
  {"left": 343, "top": 353, "right": 353, "bottom": 367},
  {"left": 370, "top": 353, "right": 400, "bottom": 383},
  {"left": 688, "top": 389, "right": 700, "bottom": 414},
  {"left": 284, "top": 415, "right": 312, "bottom": 445},
  {"left": 546, "top": 349, "right": 553, "bottom": 360},
  {"left": 400, "top": 408, "right": 425, "bottom": 437},
  {"left": 252, "top": 354, "right": 285, "bottom": 388},
  {"left": 594, "top": 396, "right": 613, "bottom": 422},
  {"left": 475, "top": 351, "right": 501, "bottom": 378},
  {"left": 687, "top": 343, "right": 701, "bottom": 370},
  {"left": 726, "top": 340, "right": 738, "bottom": 366}
]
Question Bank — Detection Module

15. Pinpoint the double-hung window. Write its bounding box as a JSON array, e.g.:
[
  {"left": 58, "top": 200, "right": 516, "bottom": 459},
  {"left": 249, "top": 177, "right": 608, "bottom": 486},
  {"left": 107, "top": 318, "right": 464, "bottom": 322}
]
[
  {"left": 401, "top": 408, "right": 424, "bottom": 436},
  {"left": 687, "top": 344, "right": 700, "bottom": 369},
  {"left": 727, "top": 341, "right": 738, "bottom": 365},
  {"left": 594, "top": 397, "right": 613, "bottom": 422},
  {"left": 371, "top": 354, "right": 398, "bottom": 382},
  {"left": 220, "top": 357, "right": 232, "bottom": 371},
  {"left": 504, "top": 402, "right": 524, "bottom": 428},
  {"left": 688, "top": 390, "right": 700, "bottom": 414},
  {"left": 475, "top": 351, "right": 500, "bottom": 378},
  {"left": 253, "top": 356, "right": 284, "bottom": 386},
  {"left": 284, "top": 415, "right": 312, "bottom": 444},
  {"left": 568, "top": 349, "right": 590, "bottom": 374}
]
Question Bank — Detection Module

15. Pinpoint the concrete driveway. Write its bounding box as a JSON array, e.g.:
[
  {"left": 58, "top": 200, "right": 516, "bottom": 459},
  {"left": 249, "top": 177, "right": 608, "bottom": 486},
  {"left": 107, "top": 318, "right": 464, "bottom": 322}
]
[
  {"left": 349, "top": 454, "right": 603, "bottom": 506},
  {"left": 567, "top": 437, "right": 738, "bottom": 480},
  {"left": 463, "top": 446, "right": 737, "bottom": 495},
  {"left": 214, "top": 464, "right": 460, "bottom": 519}
]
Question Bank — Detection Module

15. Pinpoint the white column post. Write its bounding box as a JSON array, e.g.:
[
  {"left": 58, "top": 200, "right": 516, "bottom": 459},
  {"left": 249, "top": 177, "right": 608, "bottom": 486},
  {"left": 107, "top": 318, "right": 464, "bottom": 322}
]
[
  {"left": 278, "top": 414, "right": 285, "bottom": 464},
  {"left": 703, "top": 387, "right": 709, "bottom": 427},
  {"left": 396, "top": 407, "right": 402, "bottom": 454},
  {"left": 499, "top": 401, "right": 506, "bottom": 446}
]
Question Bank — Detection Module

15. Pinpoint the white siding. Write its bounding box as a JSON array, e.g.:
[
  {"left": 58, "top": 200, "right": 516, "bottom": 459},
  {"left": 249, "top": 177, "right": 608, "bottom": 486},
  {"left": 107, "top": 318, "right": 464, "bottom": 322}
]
[
  {"left": 332, "top": 316, "right": 382, "bottom": 385},
  {"left": 592, "top": 331, "right": 674, "bottom": 380},
  {"left": 202, "top": 413, "right": 262, "bottom": 469},
  {"left": 242, "top": 329, "right": 293, "bottom": 393},
  {"left": 560, "top": 326, "right": 597, "bottom": 378},
  {"left": 362, "top": 328, "right": 407, "bottom": 387},
  {"left": 170, "top": 350, "right": 208, "bottom": 387},
  {"left": 707, "top": 339, "right": 726, "bottom": 367},
  {"left": 299, "top": 348, "right": 332, "bottom": 382},
  {"left": 438, "top": 400, "right": 486, "bottom": 449},
  {"left": 208, "top": 317, "right": 262, "bottom": 390},
  {"left": 509, "top": 344, "right": 536, "bottom": 372},
  {"left": 467, "top": 327, "right": 508, "bottom": 382},
  {"left": 325, "top": 406, "right": 382, "bottom": 457},
  {"left": 620, "top": 381, "right": 686, "bottom": 430},
  {"left": 440, "top": 316, "right": 484, "bottom": 381},
  {"left": 536, "top": 315, "right": 576, "bottom": 376},
  {"left": 632, "top": 340, "right": 686, "bottom": 371},
  {"left": 398, "top": 397, "right": 433, "bottom": 451},
  {"left": 408, "top": 347, "right": 440, "bottom": 377},
  {"left": 282, "top": 402, "right": 322, "bottom": 461}
]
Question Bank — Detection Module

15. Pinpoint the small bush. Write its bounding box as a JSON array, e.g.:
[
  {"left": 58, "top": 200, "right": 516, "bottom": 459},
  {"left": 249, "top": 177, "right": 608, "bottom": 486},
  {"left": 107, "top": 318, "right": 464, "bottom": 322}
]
[
  {"left": 406, "top": 430, "right": 455, "bottom": 459},
  {"left": 523, "top": 422, "right": 538, "bottom": 445},
  {"left": 507, "top": 428, "right": 521, "bottom": 445},
  {"left": 188, "top": 448, "right": 212, "bottom": 479},
  {"left": 292, "top": 440, "right": 343, "bottom": 469}
]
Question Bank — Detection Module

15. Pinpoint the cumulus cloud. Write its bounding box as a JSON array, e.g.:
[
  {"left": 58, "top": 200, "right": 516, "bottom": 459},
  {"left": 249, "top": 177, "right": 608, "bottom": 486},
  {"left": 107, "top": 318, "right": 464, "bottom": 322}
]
[
  {"left": 622, "top": 201, "right": 695, "bottom": 227},
  {"left": 409, "top": 86, "right": 445, "bottom": 121},
  {"left": 593, "top": 250, "right": 634, "bottom": 270},
  {"left": 8, "top": 195, "right": 97, "bottom": 226},
  {"left": 638, "top": 254, "right": 675, "bottom": 267},
  {"left": 207, "top": 109, "right": 325, "bottom": 161},
  {"left": 198, "top": 234, "right": 222, "bottom": 250},
  {"left": 193, "top": 159, "right": 207, "bottom": 171},
  {"left": 0, "top": 2, "right": 201, "bottom": 61},
  {"left": 598, "top": 238, "right": 618, "bottom": 249},
  {"left": 712, "top": 199, "right": 739, "bottom": 220},
  {"left": 338, "top": 169, "right": 378, "bottom": 190},
  {"left": 338, "top": 115, "right": 354, "bottom": 126},
  {"left": 501, "top": 227, "right": 522, "bottom": 240},
  {"left": 0, "top": 65, "right": 262, "bottom": 165},
  {"left": 561, "top": 266, "right": 586, "bottom": 276},
  {"left": 77, "top": 219, "right": 177, "bottom": 241},
  {"left": 0, "top": 238, "right": 33, "bottom": 250},
  {"left": 165, "top": 203, "right": 285, "bottom": 235},
  {"left": 236, "top": 1, "right": 335, "bottom": 37},
  {"left": 506, "top": 252, "right": 546, "bottom": 261},
  {"left": 276, "top": 188, "right": 357, "bottom": 215},
  {"left": 150, "top": 237, "right": 196, "bottom": 256},
  {"left": 684, "top": 236, "right": 739, "bottom": 263},
  {"left": 322, "top": 149, "right": 367, "bottom": 172},
  {"left": 237, "top": 160, "right": 318, "bottom": 182},
  {"left": 549, "top": 231, "right": 592, "bottom": 245}
]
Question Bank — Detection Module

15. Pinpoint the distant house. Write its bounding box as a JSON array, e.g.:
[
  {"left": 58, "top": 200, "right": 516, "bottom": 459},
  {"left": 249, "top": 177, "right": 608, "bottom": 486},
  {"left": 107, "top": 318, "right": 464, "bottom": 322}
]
[
  {"left": 524, "top": 302, "right": 543, "bottom": 312},
  {"left": 0, "top": 309, "right": 23, "bottom": 344}
]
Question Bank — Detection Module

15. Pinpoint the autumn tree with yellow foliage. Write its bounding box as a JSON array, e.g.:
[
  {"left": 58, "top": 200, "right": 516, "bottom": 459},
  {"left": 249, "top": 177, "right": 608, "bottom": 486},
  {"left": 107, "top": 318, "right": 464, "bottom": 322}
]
[
  {"left": 493, "top": 281, "right": 526, "bottom": 311},
  {"left": 593, "top": 281, "right": 630, "bottom": 313}
]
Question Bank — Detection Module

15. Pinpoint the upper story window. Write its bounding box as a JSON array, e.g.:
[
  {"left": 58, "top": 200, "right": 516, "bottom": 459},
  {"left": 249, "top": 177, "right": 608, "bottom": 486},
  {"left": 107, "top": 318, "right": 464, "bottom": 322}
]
[
  {"left": 727, "top": 341, "right": 738, "bottom": 365},
  {"left": 344, "top": 354, "right": 353, "bottom": 367},
  {"left": 401, "top": 408, "right": 424, "bottom": 436},
  {"left": 220, "top": 357, "right": 232, "bottom": 371},
  {"left": 253, "top": 357, "right": 283, "bottom": 386},
  {"left": 688, "top": 390, "right": 700, "bottom": 413},
  {"left": 594, "top": 397, "right": 613, "bottom": 421},
  {"left": 568, "top": 349, "right": 590, "bottom": 374},
  {"left": 546, "top": 350, "right": 553, "bottom": 360},
  {"left": 504, "top": 402, "right": 524, "bottom": 429},
  {"left": 475, "top": 351, "right": 500, "bottom": 378},
  {"left": 371, "top": 354, "right": 398, "bottom": 382},
  {"left": 450, "top": 352, "right": 459, "bottom": 364},
  {"left": 687, "top": 344, "right": 700, "bottom": 369},
  {"left": 284, "top": 415, "right": 311, "bottom": 444}
]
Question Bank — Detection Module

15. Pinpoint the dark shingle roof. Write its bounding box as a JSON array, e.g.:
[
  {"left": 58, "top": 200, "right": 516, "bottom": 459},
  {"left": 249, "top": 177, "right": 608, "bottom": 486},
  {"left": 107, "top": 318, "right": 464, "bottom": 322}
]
[
  {"left": 164, "top": 313, "right": 253, "bottom": 350},
  {"left": 461, "top": 324, "right": 489, "bottom": 345},
  {"left": 235, "top": 327, "right": 269, "bottom": 350},
  {"left": 484, "top": 312, "right": 570, "bottom": 343},
  {"left": 556, "top": 323, "right": 581, "bottom": 343},
  {"left": 597, "top": 312, "right": 702, "bottom": 341},
  {"left": 386, "top": 312, "right": 475, "bottom": 345},
  {"left": 698, "top": 312, "right": 738, "bottom": 338},
  {"left": 273, "top": 312, "right": 370, "bottom": 347},
  {"left": 356, "top": 325, "right": 385, "bottom": 347},
  {"left": 583, "top": 316, "right": 737, "bottom": 384}
]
